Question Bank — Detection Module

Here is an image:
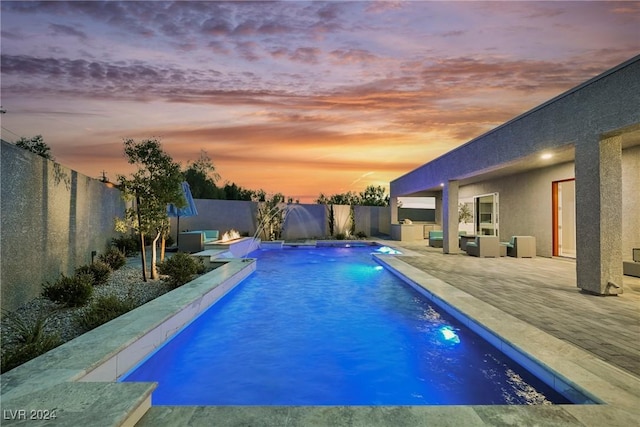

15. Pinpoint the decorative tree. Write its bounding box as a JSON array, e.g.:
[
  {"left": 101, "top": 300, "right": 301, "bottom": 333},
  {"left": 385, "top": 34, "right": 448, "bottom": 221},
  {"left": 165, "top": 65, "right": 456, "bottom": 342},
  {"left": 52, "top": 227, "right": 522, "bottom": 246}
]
[
  {"left": 359, "top": 185, "right": 390, "bottom": 206},
  {"left": 117, "top": 138, "right": 185, "bottom": 280},
  {"left": 183, "top": 149, "right": 221, "bottom": 199},
  {"left": 15, "top": 135, "right": 54, "bottom": 160}
]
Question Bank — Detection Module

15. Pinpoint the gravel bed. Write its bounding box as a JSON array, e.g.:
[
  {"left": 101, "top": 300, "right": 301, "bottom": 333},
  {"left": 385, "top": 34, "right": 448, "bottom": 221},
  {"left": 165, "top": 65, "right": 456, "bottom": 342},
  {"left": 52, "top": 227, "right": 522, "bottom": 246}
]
[{"left": 1, "top": 261, "right": 174, "bottom": 362}]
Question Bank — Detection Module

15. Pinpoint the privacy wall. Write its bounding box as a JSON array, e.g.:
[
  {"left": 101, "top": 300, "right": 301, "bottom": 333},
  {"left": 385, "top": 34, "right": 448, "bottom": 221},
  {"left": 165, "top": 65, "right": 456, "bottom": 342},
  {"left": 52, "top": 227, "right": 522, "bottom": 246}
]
[
  {"left": 1, "top": 141, "right": 126, "bottom": 312},
  {"left": 169, "top": 200, "right": 390, "bottom": 241}
]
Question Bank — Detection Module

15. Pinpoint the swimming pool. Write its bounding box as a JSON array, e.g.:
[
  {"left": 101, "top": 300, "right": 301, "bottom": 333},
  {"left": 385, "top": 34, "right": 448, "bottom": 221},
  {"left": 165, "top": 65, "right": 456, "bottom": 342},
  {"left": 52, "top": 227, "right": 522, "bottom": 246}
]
[{"left": 121, "top": 244, "right": 572, "bottom": 405}]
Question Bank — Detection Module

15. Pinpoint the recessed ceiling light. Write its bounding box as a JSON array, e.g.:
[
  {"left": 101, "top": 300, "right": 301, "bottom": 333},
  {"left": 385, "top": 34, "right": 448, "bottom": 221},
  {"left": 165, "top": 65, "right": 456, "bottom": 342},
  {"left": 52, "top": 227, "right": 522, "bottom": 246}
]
[
  {"left": 541, "top": 153, "right": 553, "bottom": 160},
  {"left": 440, "top": 182, "right": 445, "bottom": 187}
]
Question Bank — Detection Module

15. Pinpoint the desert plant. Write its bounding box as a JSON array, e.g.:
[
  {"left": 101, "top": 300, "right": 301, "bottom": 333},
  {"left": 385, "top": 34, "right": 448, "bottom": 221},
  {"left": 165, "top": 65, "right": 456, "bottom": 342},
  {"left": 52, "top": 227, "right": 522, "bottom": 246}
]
[
  {"left": 75, "top": 295, "right": 136, "bottom": 332},
  {"left": 355, "top": 231, "right": 367, "bottom": 239},
  {"left": 42, "top": 273, "right": 93, "bottom": 307},
  {"left": 335, "top": 232, "right": 346, "bottom": 240},
  {"left": 99, "top": 247, "right": 127, "bottom": 270},
  {"left": 1, "top": 310, "right": 62, "bottom": 373},
  {"left": 75, "top": 261, "right": 112, "bottom": 286},
  {"left": 157, "top": 252, "right": 203, "bottom": 288},
  {"left": 111, "top": 234, "right": 139, "bottom": 256}
]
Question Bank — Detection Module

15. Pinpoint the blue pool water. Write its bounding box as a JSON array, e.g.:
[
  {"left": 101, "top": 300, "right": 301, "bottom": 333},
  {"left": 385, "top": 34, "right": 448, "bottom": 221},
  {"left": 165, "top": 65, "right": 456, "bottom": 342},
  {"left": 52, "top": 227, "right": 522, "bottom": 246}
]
[{"left": 121, "top": 245, "right": 572, "bottom": 405}]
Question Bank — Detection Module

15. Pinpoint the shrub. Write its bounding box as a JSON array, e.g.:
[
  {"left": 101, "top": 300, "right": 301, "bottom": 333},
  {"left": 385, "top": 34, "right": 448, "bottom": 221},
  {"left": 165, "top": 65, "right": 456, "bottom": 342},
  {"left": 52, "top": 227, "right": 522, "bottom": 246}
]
[
  {"left": 75, "top": 261, "right": 112, "bottom": 286},
  {"left": 335, "top": 232, "right": 346, "bottom": 240},
  {"left": 355, "top": 231, "right": 367, "bottom": 239},
  {"left": 157, "top": 252, "right": 203, "bottom": 288},
  {"left": 111, "top": 234, "right": 139, "bottom": 256},
  {"left": 98, "top": 247, "right": 127, "bottom": 270},
  {"left": 75, "top": 295, "right": 136, "bottom": 332},
  {"left": 42, "top": 273, "right": 93, "bottom": 307},
  {"left": 0, "top": 311, "right": 62, "bottom": 373}
]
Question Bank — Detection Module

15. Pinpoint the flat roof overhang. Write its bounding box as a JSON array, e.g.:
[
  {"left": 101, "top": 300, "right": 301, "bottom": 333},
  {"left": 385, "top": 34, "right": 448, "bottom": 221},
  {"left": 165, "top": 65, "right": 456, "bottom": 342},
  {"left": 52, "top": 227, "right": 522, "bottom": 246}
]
[{"left": 391, "top": 55, "right": 640, "bottom": 197}]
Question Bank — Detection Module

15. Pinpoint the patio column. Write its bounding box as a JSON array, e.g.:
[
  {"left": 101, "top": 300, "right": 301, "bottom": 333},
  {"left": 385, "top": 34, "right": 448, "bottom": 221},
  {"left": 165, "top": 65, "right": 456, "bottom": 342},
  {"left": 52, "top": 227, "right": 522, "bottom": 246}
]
[
  {"left": 443, "top": 180, "right": 459, "bottom": 254},
  {"left": 390, "top": 196, "right": 398, "bottom": 224},
  {"left": 575, "top": 135, "right": 623, "bottom": 295}
]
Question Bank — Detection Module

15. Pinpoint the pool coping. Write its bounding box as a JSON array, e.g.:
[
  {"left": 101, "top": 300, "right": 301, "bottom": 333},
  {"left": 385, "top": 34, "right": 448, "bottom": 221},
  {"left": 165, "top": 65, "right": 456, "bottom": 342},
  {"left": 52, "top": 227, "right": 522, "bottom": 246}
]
[{"left": 0, "top": 257, "right": 256, "bottom": 426}]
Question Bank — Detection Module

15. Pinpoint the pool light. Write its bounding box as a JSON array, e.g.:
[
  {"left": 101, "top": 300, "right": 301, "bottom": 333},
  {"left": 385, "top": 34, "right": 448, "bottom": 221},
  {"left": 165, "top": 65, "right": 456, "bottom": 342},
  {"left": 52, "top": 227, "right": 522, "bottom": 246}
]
[
  {"left": 376, "top": 246, "right": 402, "bottom": 255},
  {"left": 440, "top": 326, "right": 460, "bottom": 343}
]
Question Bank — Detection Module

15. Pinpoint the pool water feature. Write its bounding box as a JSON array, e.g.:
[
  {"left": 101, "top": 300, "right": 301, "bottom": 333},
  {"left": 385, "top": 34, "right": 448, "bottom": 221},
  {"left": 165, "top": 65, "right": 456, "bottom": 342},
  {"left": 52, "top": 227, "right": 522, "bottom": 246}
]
[{"left": 121, "top": 245, "right": 573, "bottom": 406}]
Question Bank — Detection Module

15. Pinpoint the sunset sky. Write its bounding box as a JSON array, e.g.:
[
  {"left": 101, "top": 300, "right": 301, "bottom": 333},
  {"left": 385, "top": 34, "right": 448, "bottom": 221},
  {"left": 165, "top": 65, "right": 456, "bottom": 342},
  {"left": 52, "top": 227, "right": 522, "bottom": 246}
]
[{"left": 1, "top": 1, "right": 638, "bottom": 202}]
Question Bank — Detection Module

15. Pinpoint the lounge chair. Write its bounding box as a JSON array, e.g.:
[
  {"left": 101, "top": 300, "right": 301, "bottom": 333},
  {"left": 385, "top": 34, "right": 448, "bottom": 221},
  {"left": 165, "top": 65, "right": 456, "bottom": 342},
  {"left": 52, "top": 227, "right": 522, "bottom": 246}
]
[{"left": 466, "top": 236, "right": 500, "bottom": 258}]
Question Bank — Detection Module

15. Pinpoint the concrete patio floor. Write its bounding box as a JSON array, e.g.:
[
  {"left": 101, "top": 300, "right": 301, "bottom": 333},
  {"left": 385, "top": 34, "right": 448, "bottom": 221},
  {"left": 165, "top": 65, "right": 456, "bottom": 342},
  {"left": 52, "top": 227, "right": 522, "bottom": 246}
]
[{"left": 137, "top": 242, "right": 640, "bottom": 427}]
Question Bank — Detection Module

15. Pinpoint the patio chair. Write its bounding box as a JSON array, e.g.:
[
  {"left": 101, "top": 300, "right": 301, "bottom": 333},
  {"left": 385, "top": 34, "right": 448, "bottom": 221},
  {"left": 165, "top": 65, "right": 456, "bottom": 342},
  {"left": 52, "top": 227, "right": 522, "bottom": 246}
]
[
  {"left": 465, "top": 236, "right": 500, "bottom": 258},
  {"left": 503, "top": 236, "right": 536, "bottom": 258},
  {"left": 428, "top": 230, "right": 443, "bottom": 248}
]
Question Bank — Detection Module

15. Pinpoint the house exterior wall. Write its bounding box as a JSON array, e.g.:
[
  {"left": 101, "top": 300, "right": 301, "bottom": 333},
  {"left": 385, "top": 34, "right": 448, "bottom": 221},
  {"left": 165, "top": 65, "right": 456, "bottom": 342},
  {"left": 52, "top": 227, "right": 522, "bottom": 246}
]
[{"left": 1, "top": 141, "right": 126, "bottom": 312}]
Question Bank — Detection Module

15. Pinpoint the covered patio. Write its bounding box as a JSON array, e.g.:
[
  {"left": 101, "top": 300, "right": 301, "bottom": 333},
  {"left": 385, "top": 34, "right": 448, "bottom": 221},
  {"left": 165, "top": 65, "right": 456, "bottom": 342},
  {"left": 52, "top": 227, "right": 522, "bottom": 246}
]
[{"left": 390, "top": 55, "right": 640, "bottom": 296}]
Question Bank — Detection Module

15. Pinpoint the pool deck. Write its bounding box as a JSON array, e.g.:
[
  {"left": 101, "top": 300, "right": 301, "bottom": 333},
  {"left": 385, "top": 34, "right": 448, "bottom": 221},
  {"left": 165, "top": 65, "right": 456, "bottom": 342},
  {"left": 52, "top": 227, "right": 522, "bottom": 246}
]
[
  {"left": 2, "top": 241, "right": 639, "bottom": 426},
  {"left": 138, "top": 241, "right": 640, "bottom": 426}
]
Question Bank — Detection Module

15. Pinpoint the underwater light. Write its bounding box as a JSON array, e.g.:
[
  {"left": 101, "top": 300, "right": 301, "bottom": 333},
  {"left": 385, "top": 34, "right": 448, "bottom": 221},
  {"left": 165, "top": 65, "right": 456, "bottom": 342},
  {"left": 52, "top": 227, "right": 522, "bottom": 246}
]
[
  {"left": 374, "top": 266, "right": 384, "bottom": 271},
  {"left": 440, "top": 326, "right": 460, "bottom": 343},
  {"left": 376, "top": 246, "right": 402, "bottom": 255}
]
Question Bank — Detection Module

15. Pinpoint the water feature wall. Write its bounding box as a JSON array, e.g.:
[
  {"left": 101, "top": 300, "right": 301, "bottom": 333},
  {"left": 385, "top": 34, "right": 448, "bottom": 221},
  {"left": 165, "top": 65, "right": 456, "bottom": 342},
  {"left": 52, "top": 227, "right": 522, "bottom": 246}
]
[{"left": 281, "top": 204, "right": 326, "bottom": 240}]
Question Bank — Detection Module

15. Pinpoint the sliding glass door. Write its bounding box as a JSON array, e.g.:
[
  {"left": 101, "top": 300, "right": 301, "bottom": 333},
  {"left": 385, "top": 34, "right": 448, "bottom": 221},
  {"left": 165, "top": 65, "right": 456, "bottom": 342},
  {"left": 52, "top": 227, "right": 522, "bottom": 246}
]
[{"left": 474, "top": 193, "right": 499, "bottom": 236}]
